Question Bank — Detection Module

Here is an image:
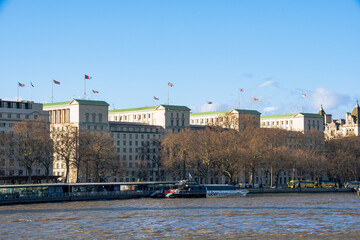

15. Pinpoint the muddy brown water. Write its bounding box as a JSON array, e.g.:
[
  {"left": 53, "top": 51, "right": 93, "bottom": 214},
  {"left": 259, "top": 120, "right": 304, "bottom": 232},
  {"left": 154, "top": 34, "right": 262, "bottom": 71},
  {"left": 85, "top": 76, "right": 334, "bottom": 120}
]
[{"left": 0, "top": 193, "right": 359, "bottom": 239}]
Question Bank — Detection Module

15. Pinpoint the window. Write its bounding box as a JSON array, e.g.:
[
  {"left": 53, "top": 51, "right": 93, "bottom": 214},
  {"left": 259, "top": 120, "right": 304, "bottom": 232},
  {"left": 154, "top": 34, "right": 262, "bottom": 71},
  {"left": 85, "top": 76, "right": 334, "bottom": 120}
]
[
  {"left": 92, "top": 114, "right": 96, "bottom": 122},
  {"left": 85, "top": 113, "right": 89, "bottom": 122},
  {"left": 8, "top": 114, "right": 11, "bottom": 118},
  {"left": 98, "top": 114, "right": 102, "bottom": 123},
  {"left": 17, "top": 114, "right": 20, "bottom": 119}
]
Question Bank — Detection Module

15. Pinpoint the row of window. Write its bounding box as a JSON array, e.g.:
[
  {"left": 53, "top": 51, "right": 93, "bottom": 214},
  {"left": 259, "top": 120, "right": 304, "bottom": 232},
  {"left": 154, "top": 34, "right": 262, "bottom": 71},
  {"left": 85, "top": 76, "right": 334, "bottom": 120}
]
[
  {"left": 110, "top": 126, "right": 159, "bottom": 133},
  {"left": 0, "top": 113, "right": 37, "bottom": 120},
  {"left": 114, "top": 133, "right": 159, "bottom": 140},
  {"left": 170, "top": 119, "right": 185, "bottom": 127},
  {"left": 262, "top": 120, "right": 294, "bottom": 127},
  {"left": 87, "top": 125, "right": 105, "bottom": 131},
  {"left": 114, "top": 113, "right": 153, "bottom": 121},
  {"left": 85, "top": 113, "right": 103, "bottom": 123},
  {"left": 0, "top": 101, "right": 31, "bottom": 109}
]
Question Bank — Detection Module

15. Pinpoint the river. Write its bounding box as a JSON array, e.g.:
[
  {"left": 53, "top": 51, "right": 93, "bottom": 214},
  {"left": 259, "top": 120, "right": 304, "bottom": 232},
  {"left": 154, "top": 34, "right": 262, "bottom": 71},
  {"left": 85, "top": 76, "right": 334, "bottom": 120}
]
[{"left": 0, "top": 193, "right": 359, "bottom": 239}]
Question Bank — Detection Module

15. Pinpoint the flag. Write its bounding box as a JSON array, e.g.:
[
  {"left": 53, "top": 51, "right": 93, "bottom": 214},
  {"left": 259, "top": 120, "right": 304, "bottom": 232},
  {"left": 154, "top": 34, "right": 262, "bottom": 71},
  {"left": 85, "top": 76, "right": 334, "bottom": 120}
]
[
  {"left": 31, "top": 82, "right": 34, "bottom": 87},
  {"left": 188, "top": 173, "right": 192, "bottom": 180},
  {"left": 18, "top": 82, "right": 25, "bottom": 87},
  {"left": 302, "top": 93, "right": 308, "bottom": 98},
  {"left": 168, "top": 82, "right": 174, "bottom": 87},
  {"left": 253, "top": 98, "right": 259, "bottom": 101},
  {"left": 92, "top": 90, "right": 99, "bottom": 93},
  {"left": 154, "top": 96, "right": 159, "bottom": 100},
  {"left": 85, "top": 75, "right": 92, "bottom": 80},
  {"left": 207, "top": 101, "right": 212, "bottom": 104},
  {"left": 239, "top": 88, "right": 244, "bottom": 92},
  {"left": 53, "top": 80, "right": 60, "bottom": 85}
]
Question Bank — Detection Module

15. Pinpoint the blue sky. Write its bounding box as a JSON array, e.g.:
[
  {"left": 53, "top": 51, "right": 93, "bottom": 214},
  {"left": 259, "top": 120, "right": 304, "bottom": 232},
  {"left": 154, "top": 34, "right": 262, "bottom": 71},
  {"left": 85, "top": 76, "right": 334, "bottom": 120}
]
[{"left": 0, "top": 0, "right": 359, "bottom": 118}]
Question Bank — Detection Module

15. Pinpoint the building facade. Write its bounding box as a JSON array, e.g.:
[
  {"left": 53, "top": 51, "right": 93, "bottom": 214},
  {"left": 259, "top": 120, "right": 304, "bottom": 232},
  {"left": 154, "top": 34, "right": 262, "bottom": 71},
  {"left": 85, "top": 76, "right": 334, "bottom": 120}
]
[
  {"left": 190, "top": 109, "right": 261, "bottom": 130},
  {"left": 260, "top": 113, "right": 324, "bottom": 132},
  {"left": 0, "top": 99, "right": 51, "bottom": 184},
  {"left": 43, "top": 101, "right": 191, "bottom": 183}
]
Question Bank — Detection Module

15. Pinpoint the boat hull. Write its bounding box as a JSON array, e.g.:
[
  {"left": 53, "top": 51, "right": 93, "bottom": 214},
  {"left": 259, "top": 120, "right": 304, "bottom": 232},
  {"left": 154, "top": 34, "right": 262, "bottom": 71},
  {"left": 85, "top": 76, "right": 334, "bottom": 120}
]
[{"left": 206, "top": 190, "right": 249, "bottom": 198}]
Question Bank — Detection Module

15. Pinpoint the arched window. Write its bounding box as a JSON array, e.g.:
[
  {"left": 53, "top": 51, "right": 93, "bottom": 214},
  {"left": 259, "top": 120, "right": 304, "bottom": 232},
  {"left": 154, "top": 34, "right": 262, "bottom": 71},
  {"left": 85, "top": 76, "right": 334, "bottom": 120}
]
[
  {"left": 85, "top": 113, "right": 89, "bottom": 122},
  {"left": 98, "top": 114, "right": 102, "bottom": 123},
  {"left": 92, "top": 113, "right": 96, "bottom": 122}
]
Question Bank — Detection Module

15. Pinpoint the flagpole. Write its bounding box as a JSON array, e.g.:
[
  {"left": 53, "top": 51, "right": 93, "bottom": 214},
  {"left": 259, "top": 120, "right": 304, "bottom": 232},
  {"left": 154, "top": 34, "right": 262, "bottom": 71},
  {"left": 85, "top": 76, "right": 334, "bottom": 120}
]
[
  {"left": 167, "top": 86, "right": 170, "bottom": 105},
  {"left": 17, "top": 84, "right": 19, "bottom": 101},
  {"left": 52, "top": 81, "right": 54, "bottom": 103},
  {"left": 238, "top": 91, "right": 240, "bottom": 109},
  {"left": 30, "top": 83, "right": 32, "bottom": 101},
  {"left": 84, "top": 77, "right": 86, "bottom": 99}
]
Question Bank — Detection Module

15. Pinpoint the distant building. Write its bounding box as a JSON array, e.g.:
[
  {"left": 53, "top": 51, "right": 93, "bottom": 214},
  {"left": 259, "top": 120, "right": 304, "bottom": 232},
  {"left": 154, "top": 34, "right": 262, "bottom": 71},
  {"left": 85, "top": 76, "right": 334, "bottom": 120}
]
[
  {"left": 0, "top": 99, "right": 52, "bottom": 184},
  {"left": 260, "top": 113, "right": 324, "bottom": 132},
  {"left": 43, "top": 101, "right": 191, "bottom": 182},
  {"left": 321, "top": 102, "right": 360, "bottom": 139},
  {"left": 190, "top": 109, "right": 261, "bottom": 130}
]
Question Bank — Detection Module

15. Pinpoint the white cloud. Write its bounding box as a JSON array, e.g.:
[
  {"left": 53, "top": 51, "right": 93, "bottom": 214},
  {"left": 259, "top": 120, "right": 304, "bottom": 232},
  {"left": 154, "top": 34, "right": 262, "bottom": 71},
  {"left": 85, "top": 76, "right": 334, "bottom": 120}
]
[
  {"left": 258, "top": 80, "right": 278, "bottom": 88},
  {"left": 311, "top": 88, "right": 350, "bottom": 110},
  {"left": 263, "top": 106, "right": 277, "bottom": 113}
]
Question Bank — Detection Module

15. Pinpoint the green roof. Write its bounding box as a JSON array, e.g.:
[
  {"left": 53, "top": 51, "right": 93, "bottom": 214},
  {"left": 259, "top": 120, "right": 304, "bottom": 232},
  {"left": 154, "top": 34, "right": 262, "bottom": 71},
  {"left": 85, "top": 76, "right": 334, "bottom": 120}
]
[
  {"left": 109, "top": 104, "right": 190, "bottom": 114},
  {"left": 191, "top": 109, "right": 260, "bottom": 117},
  {"left": 234, "top": 109, "right": 261, "bottom": 115},
  {"left": 43, "top": 99, "right": 109, "bottom": 107},
  {"left": 261, "top": 113, "right": 323, "bottom": 119},
  {"left": 72, "top": 99, "right": 109, "bottom": 106},
  {"left": 159, "top": 104, "right": 191, "bottom": 111},
  {"left": 191, "top": 110, "right": 230, "bottom": 116},
  {"left": 43, "top": 101, "right": 71, "bottom": 107},
  {"left": 109, "top": 106, "right": 158, "bottom": 113}
]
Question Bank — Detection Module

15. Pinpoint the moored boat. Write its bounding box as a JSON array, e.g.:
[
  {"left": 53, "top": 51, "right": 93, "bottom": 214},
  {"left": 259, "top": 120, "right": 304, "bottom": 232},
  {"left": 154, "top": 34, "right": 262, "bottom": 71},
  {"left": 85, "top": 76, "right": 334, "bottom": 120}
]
[
  {"left": 205, "top": 185, "right": 249, "bottom": 198},
  {"left": 165, "top": 180, "right": 206, "bottom": 198}
]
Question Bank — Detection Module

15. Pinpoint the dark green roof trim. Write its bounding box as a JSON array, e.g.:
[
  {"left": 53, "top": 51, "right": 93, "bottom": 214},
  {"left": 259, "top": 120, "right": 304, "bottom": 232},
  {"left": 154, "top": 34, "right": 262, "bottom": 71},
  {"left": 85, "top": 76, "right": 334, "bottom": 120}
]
[
  {"left": 109, "top": 104, "right": 190, "bottom": 114},
  {"left": 44, "top": 99, "right": 109, "bottom": 107},
  {"left": 72, "top": 99, "right": 109, "bottom": 106},
  {"left": 233, "top": 109, "right": 261, "bottom": 115},
  {"left": 159, "top": 104, "right": 191, "bottom": 111},
  {"left": 109, "top": 106, "right": 158, "bottom": 113},
  {"left": 261, "top": 113, "right": 323, "bottom": 119}
]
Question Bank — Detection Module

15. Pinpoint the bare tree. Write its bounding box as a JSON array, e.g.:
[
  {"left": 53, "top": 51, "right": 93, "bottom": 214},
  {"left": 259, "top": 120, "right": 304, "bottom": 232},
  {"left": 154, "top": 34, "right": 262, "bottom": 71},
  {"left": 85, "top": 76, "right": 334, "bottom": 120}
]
[
  {"left": 82, "top": 131, "right": 118, "bottom": 182},
  {"left": 51, "top": 125, "right": 78, "bottom": 183},
  {"left": 12, "top": 120, "right": 53, "bottom": 183}
]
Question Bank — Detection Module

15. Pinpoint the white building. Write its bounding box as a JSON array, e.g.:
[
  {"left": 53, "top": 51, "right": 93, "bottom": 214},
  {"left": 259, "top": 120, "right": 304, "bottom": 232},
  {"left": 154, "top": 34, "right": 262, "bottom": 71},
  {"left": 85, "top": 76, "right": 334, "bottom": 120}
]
[
  {"left": 190, "top": 109, "right": 261, "bottom": 130},
  {"left": 260, "top": 113, "right": 324, "bottom": 132},
  {"left": 43, "top": 101, "right": 191, "bottom": 182},
  {"left": 0, "top": 99, "right": 51, "bottom": 184}
]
